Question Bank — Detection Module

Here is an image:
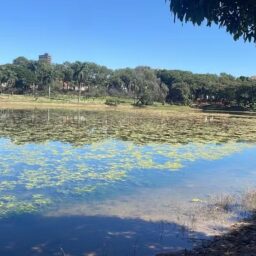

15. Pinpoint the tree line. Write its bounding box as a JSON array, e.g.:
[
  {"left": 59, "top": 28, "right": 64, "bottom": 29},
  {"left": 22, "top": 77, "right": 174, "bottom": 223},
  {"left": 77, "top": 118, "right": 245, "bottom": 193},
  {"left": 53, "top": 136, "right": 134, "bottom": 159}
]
[{"left": 0, "top": 56, "right": 256, "bottom": 109}]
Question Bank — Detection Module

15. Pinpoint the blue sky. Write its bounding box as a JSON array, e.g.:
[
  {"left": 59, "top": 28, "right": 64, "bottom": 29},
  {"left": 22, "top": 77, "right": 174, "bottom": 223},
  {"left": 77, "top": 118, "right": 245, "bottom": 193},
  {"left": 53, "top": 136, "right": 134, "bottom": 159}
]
[{"left": 0, "top": 0, "right": 255, "bottom": 76}]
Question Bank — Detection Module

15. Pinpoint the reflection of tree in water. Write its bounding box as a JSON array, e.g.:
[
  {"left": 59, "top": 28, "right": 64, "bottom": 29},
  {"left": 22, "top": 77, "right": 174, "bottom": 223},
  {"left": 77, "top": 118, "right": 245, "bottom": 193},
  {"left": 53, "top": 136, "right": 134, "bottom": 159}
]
[
  {"left": 0, "top": 109, "right": 256, "bottom": 145},
  {"left": 0, "top": 108, "right": 255, "bottom": 217}
]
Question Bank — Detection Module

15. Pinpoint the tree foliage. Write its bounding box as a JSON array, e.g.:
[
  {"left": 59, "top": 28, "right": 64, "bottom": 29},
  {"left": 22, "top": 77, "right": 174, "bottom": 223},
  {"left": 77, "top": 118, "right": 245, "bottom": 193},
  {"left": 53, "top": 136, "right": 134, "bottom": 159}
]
[
  {"left": 168, "top": 0, "right": 256, "bottom": 42},
  {"left": 0, "top": 57, "right": 256, "bottom": 108}
]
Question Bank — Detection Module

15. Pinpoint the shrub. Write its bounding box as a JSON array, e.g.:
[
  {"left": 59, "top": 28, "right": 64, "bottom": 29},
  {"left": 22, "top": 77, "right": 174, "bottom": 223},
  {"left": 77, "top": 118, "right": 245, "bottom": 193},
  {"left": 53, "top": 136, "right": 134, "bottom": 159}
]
[{"left": 105, "top": 98, "right": 120, "bottom": 106}]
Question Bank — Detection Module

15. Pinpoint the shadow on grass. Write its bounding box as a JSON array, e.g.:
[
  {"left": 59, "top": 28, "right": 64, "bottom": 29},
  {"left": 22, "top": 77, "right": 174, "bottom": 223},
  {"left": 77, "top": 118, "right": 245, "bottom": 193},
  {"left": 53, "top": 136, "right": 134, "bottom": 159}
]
[{"left": 0, "top": 213, "right": 208, "bottom": 256}]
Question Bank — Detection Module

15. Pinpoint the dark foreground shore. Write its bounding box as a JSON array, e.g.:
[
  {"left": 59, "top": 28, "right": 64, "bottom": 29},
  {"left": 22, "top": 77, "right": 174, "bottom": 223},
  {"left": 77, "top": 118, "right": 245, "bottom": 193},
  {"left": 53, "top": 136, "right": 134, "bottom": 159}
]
[{"left": 158, "top": 214, "right": 256, "bottom": 256}]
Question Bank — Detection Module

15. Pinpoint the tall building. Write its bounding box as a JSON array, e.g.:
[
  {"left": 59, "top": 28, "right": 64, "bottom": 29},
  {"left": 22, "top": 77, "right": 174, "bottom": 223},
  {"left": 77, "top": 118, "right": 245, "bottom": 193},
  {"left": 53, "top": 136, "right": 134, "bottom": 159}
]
[{"left": 38, "top": 53, "right": 52, "bottom": 64}]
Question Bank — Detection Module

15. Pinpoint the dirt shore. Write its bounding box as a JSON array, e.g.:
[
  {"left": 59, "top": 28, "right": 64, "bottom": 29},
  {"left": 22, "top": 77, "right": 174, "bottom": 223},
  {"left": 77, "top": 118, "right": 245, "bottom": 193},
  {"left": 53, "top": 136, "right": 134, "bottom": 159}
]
[{"left": 158, "top": 215, "right": 256, "bottom": 256}]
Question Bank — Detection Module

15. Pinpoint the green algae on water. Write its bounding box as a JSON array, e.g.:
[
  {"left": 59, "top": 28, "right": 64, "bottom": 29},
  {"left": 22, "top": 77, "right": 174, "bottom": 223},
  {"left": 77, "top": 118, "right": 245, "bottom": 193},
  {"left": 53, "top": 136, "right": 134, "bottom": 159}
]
[{"left": 0, "top": 109, "right": 255, "bottom": 217}]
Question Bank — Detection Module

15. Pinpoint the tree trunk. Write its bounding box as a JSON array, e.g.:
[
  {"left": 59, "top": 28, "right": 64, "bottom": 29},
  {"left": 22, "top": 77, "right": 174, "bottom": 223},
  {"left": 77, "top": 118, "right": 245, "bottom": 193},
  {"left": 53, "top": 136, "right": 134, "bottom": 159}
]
[
  {"left": 78, "top": 83, "right": 81, "bottom": 103},
  {"left": 32, "top": 83, "right": 36, "bottom": 98},
  {"left": 134, "top": 89, "right": 136, "bottom": 105},
  {"left": 48, "top": 84, "right": 51, "bottom": 99}
]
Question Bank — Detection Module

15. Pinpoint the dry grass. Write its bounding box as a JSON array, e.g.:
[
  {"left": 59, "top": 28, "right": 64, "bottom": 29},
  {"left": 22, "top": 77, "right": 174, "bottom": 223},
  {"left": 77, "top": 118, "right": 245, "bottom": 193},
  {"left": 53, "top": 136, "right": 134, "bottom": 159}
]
[
  {"left": 210, "top": 195, "right": 236, "bottom": 212},
  {"left": 0, "top": 94, "right": 195, "bottom": 115},
  {"left": 242, "top": 190, "right": 256, "bottom": 212}
]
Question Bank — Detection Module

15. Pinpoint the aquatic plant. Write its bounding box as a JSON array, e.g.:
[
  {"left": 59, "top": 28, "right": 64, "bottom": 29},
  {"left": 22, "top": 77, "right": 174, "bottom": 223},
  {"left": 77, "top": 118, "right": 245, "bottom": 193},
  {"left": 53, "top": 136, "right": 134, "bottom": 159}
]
[
  {"left": 0, "top": 109, "right": 256, "bottom": 145},
  {"left": 0, "top": 109, "right": 255, "bottom": 217}
]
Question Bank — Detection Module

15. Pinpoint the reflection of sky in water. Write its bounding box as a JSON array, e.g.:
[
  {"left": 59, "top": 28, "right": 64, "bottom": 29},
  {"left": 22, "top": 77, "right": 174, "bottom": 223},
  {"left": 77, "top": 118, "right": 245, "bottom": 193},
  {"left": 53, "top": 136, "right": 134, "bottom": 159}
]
[
  {"left": 0, "top": 134, "right": 256, "bottom": 255},
  {"left": 0, "top": 138, "right": 255, "bottom": 218}
]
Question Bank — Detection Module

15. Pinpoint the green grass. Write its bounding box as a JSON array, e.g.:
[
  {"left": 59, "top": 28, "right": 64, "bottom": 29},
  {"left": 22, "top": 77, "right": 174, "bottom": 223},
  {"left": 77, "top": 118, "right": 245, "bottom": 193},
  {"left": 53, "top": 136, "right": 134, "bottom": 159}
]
[
  {"left": 0, "top": 94, "right": 195, "bottom": 114},
  {"left": 0, "top": 94, "right": 134, "bottom": 104}
]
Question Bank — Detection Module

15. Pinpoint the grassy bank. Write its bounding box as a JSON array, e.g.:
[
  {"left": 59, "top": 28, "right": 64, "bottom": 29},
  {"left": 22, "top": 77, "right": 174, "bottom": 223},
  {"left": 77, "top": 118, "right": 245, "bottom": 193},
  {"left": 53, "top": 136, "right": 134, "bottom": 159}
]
[
  {"left": 1, "top": 94, "right": 256, "bottom": 117},
  {"left": 0, "top": 94, "right": 194, "bottom": 113}
]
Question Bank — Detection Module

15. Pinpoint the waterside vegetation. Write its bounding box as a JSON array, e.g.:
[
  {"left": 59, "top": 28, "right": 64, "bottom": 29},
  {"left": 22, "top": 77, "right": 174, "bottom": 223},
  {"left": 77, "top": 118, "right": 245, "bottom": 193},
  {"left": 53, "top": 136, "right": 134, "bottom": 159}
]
[{"left": 1, "top": 57, "right": 256, "bottom": 110}]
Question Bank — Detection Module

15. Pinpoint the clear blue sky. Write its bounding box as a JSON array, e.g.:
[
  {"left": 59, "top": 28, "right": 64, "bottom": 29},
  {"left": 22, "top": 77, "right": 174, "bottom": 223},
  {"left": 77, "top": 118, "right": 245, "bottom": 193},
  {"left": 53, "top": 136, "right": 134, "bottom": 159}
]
[{"left": 0, "top": 0, "right": 255, "bottom": 76}]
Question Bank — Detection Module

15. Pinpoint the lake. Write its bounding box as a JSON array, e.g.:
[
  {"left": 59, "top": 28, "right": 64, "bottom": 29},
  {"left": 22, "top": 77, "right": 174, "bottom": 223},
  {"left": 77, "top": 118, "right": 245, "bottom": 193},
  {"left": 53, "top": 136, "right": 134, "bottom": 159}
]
[{"left": 0, "top": 108, "right": 256, "bottom": 256}]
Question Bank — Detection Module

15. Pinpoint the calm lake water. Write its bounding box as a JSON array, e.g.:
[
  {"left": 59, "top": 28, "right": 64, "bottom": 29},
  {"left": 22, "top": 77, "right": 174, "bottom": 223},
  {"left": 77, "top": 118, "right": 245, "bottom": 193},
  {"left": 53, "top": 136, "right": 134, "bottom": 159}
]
[{"left": 0, "top": 108, "right": 256, "bottom": 256}]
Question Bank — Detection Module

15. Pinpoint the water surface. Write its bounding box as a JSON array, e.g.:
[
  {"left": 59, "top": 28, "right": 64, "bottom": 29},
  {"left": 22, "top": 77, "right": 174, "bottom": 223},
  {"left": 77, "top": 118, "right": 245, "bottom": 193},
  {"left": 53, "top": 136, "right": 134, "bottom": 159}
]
[{"left": 0, "top": 109, "right": 256, "bottom": 256}]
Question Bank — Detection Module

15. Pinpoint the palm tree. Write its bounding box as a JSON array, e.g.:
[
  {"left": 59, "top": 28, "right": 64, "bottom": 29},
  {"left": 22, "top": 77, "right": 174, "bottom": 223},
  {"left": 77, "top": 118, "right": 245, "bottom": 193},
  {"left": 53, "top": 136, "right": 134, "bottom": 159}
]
[
  {"left": 77, "top": 69, "right": 85, "bottom": 103},
  {"left": 37, "top": 62, "right": 54, "bottom": 99},
  {"left": 44, "top": 73, "right": 53, "bottom": 99},
  {"left": 28, "top": 61, "right": 38, "bottom": 97},
  {"left": 73, "top": 62, "right": 86, "bottom": 103}
]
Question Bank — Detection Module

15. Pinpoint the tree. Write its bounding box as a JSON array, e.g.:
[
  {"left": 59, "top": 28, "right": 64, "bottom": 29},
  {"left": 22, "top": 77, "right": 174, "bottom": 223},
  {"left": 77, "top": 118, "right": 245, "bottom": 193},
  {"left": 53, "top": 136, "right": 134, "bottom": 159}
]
[
  {"left": 0, "top": 66, "right": 17, "bottom": 94},
  {"left": 62, "top": 63, "right": 74, "bottom": 90},
  {"left": 0, "top": 67, "right": 5, "bottom": 93},
  {"left": 72, "top": 62, "right": 86, "bottom": 103},
  {"left": 133, "top": 67, "right": 169, "bottom": 105},
  {"left": 13, "top": 65, "right": 36, "bottom": 92},
  {"left": 37, "top": 62, "right": 54, "bottom": 98},
  {"left": 2, "top": 56, "right": 256, "bottom": 109},
  {"left": 169, "top": 82, "right": 191, "bottom": 104},
  {"left": 168, "top": 0, "right": 256, "bottom": 42},
  {"left": 13, "top": 56, "right": 30, "bottom": 66},
  {"left": 27, "top": 61, "right": 39, "bottom": 97}
]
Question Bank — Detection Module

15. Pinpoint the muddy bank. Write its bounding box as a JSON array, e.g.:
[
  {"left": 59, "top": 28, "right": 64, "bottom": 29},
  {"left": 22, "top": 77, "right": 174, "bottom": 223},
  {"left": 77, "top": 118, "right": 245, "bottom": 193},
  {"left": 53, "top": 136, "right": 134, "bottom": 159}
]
[
  {"left": 159, "top": 216, "right": 256, "bottom": 256},
  {"left": 161, "top": 191, "right": 256, "bottom": 251}
]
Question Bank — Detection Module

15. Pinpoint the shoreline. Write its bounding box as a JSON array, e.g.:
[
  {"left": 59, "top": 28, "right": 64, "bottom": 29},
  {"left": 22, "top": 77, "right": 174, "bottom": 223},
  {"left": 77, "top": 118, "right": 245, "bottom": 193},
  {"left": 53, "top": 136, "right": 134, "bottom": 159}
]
[
  {"left": 157, "top": 191, "right": 256, "bottom": 256},
  {"left": 0, "top": 95, "right": 190, "bottom": 112},
  {"left": 0, "top": 95, "right": 256, "bottom": 117},
  {"left": 160, "top": 216, "right": 256, "bottom": 256}
]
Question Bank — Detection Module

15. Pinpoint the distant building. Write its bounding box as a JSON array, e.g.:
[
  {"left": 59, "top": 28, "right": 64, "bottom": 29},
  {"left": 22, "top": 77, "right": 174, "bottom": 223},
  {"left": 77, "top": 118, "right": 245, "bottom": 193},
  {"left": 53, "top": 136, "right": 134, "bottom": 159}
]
[
  {"left": 251, "top": 76, "right": 256, "bottom": 80},
  {"left": 38, "top": 53, "right": 52, "bottom": 64}
]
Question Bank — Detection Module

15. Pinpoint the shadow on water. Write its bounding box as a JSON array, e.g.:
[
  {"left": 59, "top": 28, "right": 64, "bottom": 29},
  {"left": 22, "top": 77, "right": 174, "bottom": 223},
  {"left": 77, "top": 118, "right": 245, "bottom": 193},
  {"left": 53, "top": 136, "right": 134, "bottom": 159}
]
[
  {"left": 0, "top": 213, "right": 208, "bottom": 256},
  {"left": 1, "top": 109, "right": 256, "bottom": 256}
]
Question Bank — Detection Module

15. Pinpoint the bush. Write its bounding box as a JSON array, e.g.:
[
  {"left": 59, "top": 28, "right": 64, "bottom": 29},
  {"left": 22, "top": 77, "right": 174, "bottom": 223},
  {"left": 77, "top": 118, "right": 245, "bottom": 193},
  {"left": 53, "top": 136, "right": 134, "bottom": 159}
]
[{"left": 105, "top": 98, "right": 120, "bottom": 106}]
